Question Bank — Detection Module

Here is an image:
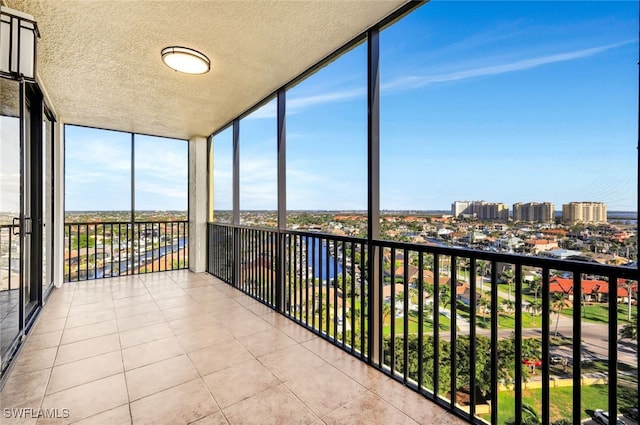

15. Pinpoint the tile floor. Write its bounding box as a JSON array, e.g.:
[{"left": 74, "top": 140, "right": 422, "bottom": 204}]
[{"left": 0, "top": 271, "right": 467, "bottom": 425}]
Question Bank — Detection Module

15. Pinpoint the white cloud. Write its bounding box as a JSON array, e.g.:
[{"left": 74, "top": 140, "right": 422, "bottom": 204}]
[{"left": 382, "top": 40, "right": 635, "bottom": 91}]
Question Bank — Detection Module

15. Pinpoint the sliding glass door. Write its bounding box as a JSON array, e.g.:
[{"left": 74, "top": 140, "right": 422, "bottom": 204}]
[
  {"left": 0, "top": 79, "right": 24, "bottom": 372},
  {"left": 0, "top": 80, "right": 50, "bottom": 375}
]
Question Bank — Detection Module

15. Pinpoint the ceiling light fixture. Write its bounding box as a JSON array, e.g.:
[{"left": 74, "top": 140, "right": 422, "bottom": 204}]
[{"left": 161, "top": 46, "right": 210, "bottom": 75}]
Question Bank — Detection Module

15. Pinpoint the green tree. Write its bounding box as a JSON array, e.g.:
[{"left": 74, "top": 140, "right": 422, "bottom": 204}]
[
  {"left": 440, "top": 285, "right": 452, "bottom": 310},
  {"left": 382, "top": 302, "right": 391, "bottom": 325}
]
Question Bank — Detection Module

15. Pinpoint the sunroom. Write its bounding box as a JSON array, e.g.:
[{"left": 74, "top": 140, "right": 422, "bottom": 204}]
[{"left": 0, "top": 1, "right": 637, "bottom": 424}]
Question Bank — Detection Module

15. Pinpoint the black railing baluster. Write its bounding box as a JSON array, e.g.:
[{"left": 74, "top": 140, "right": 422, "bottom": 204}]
[
  {"left": 305, "top": 235, "right": 310, "bottom": 326},
  {"left": 61, "top": 220, "right": 188, "bottom": 282},
  {"left": 433, "top": 252, "right": 440, "bottom": 400},
  {"left": 390, "top": 246, "right": 396, "bottom": 374},
  {"left": 490, "top": 259, "right": 498, "bottom": 425},
  {"left": 469, "top": 256, "right": 477, "bottom": 418},
  {"left": 336, "top": 240, "right": 344, "bottom": 341},
  {"left": 450, "top": 255, "right": 457, "bottom": 409},
  {"left": 573, "top": 272, "right": 582, "bottom": 425},
  {"left": 542, "top": 267, "right": 550, "bottom": 425},
  {"left": 403, "top": 248, "right": 409, "bottom": 383},
  {"left": 360, "top": 241, "right": 366, "bottom": 357},
  {"left": 325, "top": 237, "right": 330, "bottom": 337},
  {"left": 608, "top": 273, "right": 618, "bottom": 421},
  {"left": 417, "top": 252, "right": 424, "bottom": 393},
  {"left": 312, "top": 235, "right": 317, "bottom": 331},
  {"left": 514, "top": 264, "right": 523, "bottom": 425},
  {"left": 378, "top": 243, "right": 384, "bottom": 367}
]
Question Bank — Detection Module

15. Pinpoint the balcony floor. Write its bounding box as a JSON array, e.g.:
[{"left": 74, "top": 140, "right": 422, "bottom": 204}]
[{"left": 0, "top": 271, "right": 465, "bottom": 425}]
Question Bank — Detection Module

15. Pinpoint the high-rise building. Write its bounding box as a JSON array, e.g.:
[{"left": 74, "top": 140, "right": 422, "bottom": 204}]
[
  {"left": 452, "top": 200, "right": 509, "bottom": 221},
  {"left": 512, "top": 202, "right": 555, "bottom": 223},
  {"left": 452, "top": 201, "right": 474, "bottom": 218},
  {"left": 562, "top": 202, "right": 607, "bottom": 224}
]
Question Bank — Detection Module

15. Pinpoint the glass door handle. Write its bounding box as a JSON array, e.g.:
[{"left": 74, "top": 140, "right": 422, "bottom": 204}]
[{"left": 12, "top": 217, "right": 20, "bottom": 235}]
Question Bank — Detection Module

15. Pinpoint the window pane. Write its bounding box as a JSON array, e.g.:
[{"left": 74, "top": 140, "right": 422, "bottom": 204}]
[
  {"left": 239, "top": 99, "right": 277, "bottom": 227},
  {"left": 65, "top": 126, "right": 131, "bottom": 221},
  {"left": 0, "top": 80, "right": 21, "bottom": 366},
  {"left": 211, "top": 126, "right": 233, "bottom": 223},
  {"left": 380, "top": 1, "right": 637, "bottom": 223},
  {"left": 380, "top": 2, "right": 638, "bottom": 423},
  {"left": 286, "top": 42, "right": 367, "bottom": 234},
  {"left": 134, "top": 134, "right": 188, "bottom": 221}
]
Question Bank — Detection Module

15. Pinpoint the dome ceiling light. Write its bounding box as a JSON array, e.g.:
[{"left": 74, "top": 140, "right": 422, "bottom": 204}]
[{"left": 161, "top": 46, "right": 210, "bottom": 75}]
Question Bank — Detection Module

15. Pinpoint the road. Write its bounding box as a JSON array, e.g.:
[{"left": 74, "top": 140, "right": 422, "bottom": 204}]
[
  {"left": 583, "top": 415, "right": 638, "bottom": 425},
  {"left": 448, "top": 307, "right": 637, "bottom": 367},
  {"left": 454, "top": 277, "right": 638, "bottom": 367}
]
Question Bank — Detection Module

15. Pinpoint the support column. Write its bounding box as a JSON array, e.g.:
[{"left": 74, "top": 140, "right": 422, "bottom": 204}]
[{"left": 188, "top": 136, "right": 208, "bottom": 272}]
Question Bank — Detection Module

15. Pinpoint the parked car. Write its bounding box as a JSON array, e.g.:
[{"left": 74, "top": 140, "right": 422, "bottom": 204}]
[
  {"left": 594, "top": 409, "right": 626, "bottom": 425},
  {"left": 623, "top": 408, "right": 638, "bottom": 421},
  {"left": 550, "top": 355, "right": 562, "bottom": 364}
]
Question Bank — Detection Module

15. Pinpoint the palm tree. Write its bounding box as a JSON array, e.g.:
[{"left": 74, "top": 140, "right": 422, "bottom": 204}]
[
  {"left": 395, "top": 290, "right": 405, "bottom": 316},
  {"left": 619, "top": 279, "right": 636, "bottom": 322},
  {"left": 502, "top": 299, "right": 515, "bottom": 316},
  {"left": 458, "top": 257, "right": 470, "bottom": 280},
  {"left": 501, "top": 268, "right": 515, "bottom": 302},
  {"left": 551, "top": 292, "right": 569, "bottom": 338},
  {"left": 408, "top": 287, "right": 419, "bottom": 311},
  {"left": 477, "top": 295, "right": 490, "bottom": 324},
  {"left": 423, "top": 283, "right": 434, "bottom": 302},
  {"left": 476, "top": 260, "right": 489, "bottom": 292},
  {"left": 530, "top": 275, "right": 542, "bottom": 301},
  {"left": 528, "top": 299, "right": 542, "bottom": 325}
]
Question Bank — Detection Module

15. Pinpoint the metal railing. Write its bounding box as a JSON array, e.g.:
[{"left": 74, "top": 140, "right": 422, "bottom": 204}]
[
  {"left": 0, "top": 224, "right": 18, "bottom": 291},
  {"left": 64, "top": 221, "right": 188, "bottom": 282},
  {"left": 207, "top": 223, "right": 638, "bottom": 425}
]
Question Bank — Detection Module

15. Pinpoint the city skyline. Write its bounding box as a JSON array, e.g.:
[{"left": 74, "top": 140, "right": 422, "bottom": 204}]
[{"left": 63, "top": 1, "right": 638, "bottom": 213}]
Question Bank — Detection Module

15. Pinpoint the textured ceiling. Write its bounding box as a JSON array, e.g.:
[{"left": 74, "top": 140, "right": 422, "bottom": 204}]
[{"left": 6, "top": 0, "right": 409, "bottom": 140}]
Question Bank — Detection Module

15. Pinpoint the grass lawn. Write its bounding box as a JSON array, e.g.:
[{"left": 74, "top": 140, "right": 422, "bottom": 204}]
[
  {"left": 563, "top": 303, "right": 637, "bottom": 325},
  {"left": 497, "top": 313, "right": 543, "bottom": 329},
  {"left": 482, "top": 383, "right": 638, "bottom": 424},
  {"left": 383, "top": 311, "right": 451, "bottom": 336}
]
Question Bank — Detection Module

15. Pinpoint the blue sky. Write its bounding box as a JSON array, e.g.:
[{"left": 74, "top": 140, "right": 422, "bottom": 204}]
[
  {"left": 65, "top": 126, "right": 187, "bottom": 212},
  {"left": 68, "top": 1, "right": 639, "bottom": 213}
]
